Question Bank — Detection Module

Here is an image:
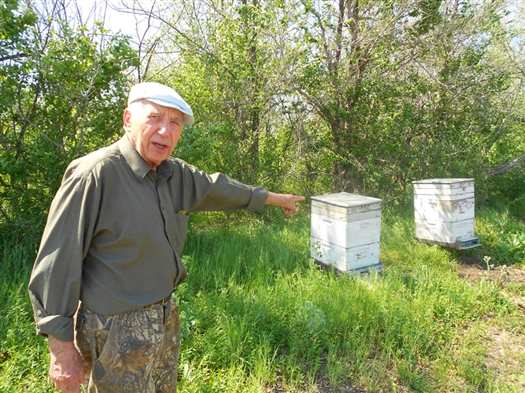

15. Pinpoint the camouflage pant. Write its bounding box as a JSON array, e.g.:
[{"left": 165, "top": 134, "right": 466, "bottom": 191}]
[{"left": 75, "top": 298, "right": 180, "bottom": 393}]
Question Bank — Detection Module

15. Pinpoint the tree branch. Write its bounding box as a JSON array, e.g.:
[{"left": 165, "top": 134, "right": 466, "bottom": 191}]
[
  {"left": 487, "top": 154, "right": 525, "bottom": 177},
  {"left": 0, "top": 53, "right": 29, "bottom": 62}
]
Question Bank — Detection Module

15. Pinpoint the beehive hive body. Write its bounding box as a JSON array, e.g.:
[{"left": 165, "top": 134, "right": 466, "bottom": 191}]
[
  {"left": 413, "top": 179, "right": 475, "bottom": 246},
  {"left": 310, "top": 193, "right": 382, "bottom": 271}
]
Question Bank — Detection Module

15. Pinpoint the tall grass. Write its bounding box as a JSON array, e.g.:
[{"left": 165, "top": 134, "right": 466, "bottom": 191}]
[
  {"left": 0, "top": 236, "right": 50, "bottom": 392},
  {"left": 1, "top": 205, "right": 524, "bottom": 392}
]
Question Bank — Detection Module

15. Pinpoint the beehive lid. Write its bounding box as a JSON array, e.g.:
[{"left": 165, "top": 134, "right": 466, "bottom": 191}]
[
  {"left": 311, "top": 192, "right": 382, "bottom": 210},
  {"left": 412, "top": 178, "right": 474, "bottom": 197}
]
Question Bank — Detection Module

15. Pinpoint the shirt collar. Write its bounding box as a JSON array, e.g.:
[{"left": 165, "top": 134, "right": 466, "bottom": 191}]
[{"left": 119, "top": 134, "right": 173, "bottom": 182}]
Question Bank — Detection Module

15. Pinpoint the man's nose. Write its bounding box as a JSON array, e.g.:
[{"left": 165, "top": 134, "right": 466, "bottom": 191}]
[{"left": 157, "top": 120, "right": 170, "bottom": 135}]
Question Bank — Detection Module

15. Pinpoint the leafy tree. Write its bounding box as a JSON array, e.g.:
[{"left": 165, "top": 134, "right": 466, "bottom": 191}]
[
  {"left": 291, "top": 0, "right": 521, "bottom": 198},
  {"left": 0, "top": 0, "right": 138, "bottom": 236}
]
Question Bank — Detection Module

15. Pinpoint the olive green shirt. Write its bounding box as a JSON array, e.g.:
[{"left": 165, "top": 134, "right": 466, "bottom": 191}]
[{"left": 28, "top": 135, "right": 268, "bottom": 342}]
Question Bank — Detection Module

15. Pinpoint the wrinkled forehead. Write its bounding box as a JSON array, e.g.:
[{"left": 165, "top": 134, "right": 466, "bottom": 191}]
[{"left": 134, "top": 99, "right": 184, "bottom": 121}]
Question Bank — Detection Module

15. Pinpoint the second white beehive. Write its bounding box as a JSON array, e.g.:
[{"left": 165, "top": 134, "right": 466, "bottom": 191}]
[{"left": 412, "top": 178, "right": 476, "bottom": 248}]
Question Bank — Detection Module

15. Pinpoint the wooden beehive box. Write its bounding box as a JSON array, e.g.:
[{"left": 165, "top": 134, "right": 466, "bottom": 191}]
[
  {"left": 310, "top": 192, "right": 382, "bottom": 272},
  {"left": 412, "top": 178, "right": 476, "bottom": 247}
]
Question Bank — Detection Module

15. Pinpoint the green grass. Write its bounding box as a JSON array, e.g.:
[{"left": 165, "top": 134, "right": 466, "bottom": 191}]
[
  {"left": 0, "top": 236, "right": 51, "bottom": 392},
  {"left": 1, "top": 204, "right": 524, "bottom": 392}
]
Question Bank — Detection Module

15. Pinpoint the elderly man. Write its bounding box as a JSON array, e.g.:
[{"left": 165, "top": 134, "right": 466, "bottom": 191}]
[{"left": 28, "top": 82, "right": 305, "bottom": 393}]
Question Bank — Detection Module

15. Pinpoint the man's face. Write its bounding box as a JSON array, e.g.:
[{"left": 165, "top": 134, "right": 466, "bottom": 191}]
[{"left": 123, "top": 100, "right": 184, "bottom": 170}]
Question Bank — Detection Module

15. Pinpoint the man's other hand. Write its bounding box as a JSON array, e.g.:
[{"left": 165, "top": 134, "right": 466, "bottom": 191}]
[{"left": 48, "top": 336, "right": 85, "bottom": 393}]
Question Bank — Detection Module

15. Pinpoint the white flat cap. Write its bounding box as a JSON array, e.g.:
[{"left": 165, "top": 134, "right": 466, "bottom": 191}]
[{"left": 128, "top": 82, "right": 194, "bottom": 125}]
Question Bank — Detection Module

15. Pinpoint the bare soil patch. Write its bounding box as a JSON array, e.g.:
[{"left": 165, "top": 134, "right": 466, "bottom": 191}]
[{"left": 457, "top": 256, "right": 525, "bottom": 285}]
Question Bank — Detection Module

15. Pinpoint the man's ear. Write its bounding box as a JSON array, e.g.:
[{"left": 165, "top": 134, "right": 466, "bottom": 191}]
[{"left": 123, "top": 108, "right": 132, "bottom": 131}]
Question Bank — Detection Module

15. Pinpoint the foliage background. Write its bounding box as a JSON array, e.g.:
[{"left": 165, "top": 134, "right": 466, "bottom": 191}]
[{"left": 2, "top": 0, "right": 525, "bottom": 237}]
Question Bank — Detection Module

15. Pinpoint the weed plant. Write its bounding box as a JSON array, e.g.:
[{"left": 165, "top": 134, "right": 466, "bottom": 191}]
[{"left": 1, "top": 205, "right": 524, "bottom": 392}]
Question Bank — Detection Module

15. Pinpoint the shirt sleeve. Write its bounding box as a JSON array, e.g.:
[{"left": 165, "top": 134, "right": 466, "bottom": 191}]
[
  {"left": 186, "top": 170, "right": 269, "bottom": 213},
  {"left": 28, "top": 166, "right": 100, "bottom": 342}
]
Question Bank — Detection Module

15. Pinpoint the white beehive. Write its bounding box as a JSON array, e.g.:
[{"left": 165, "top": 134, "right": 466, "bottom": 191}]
[
  {"left": 412, "top": 178, "right": 478, "bottom": 248},
  {"left": 310, "top": 192, "right": 382, "bottom": 272}
]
